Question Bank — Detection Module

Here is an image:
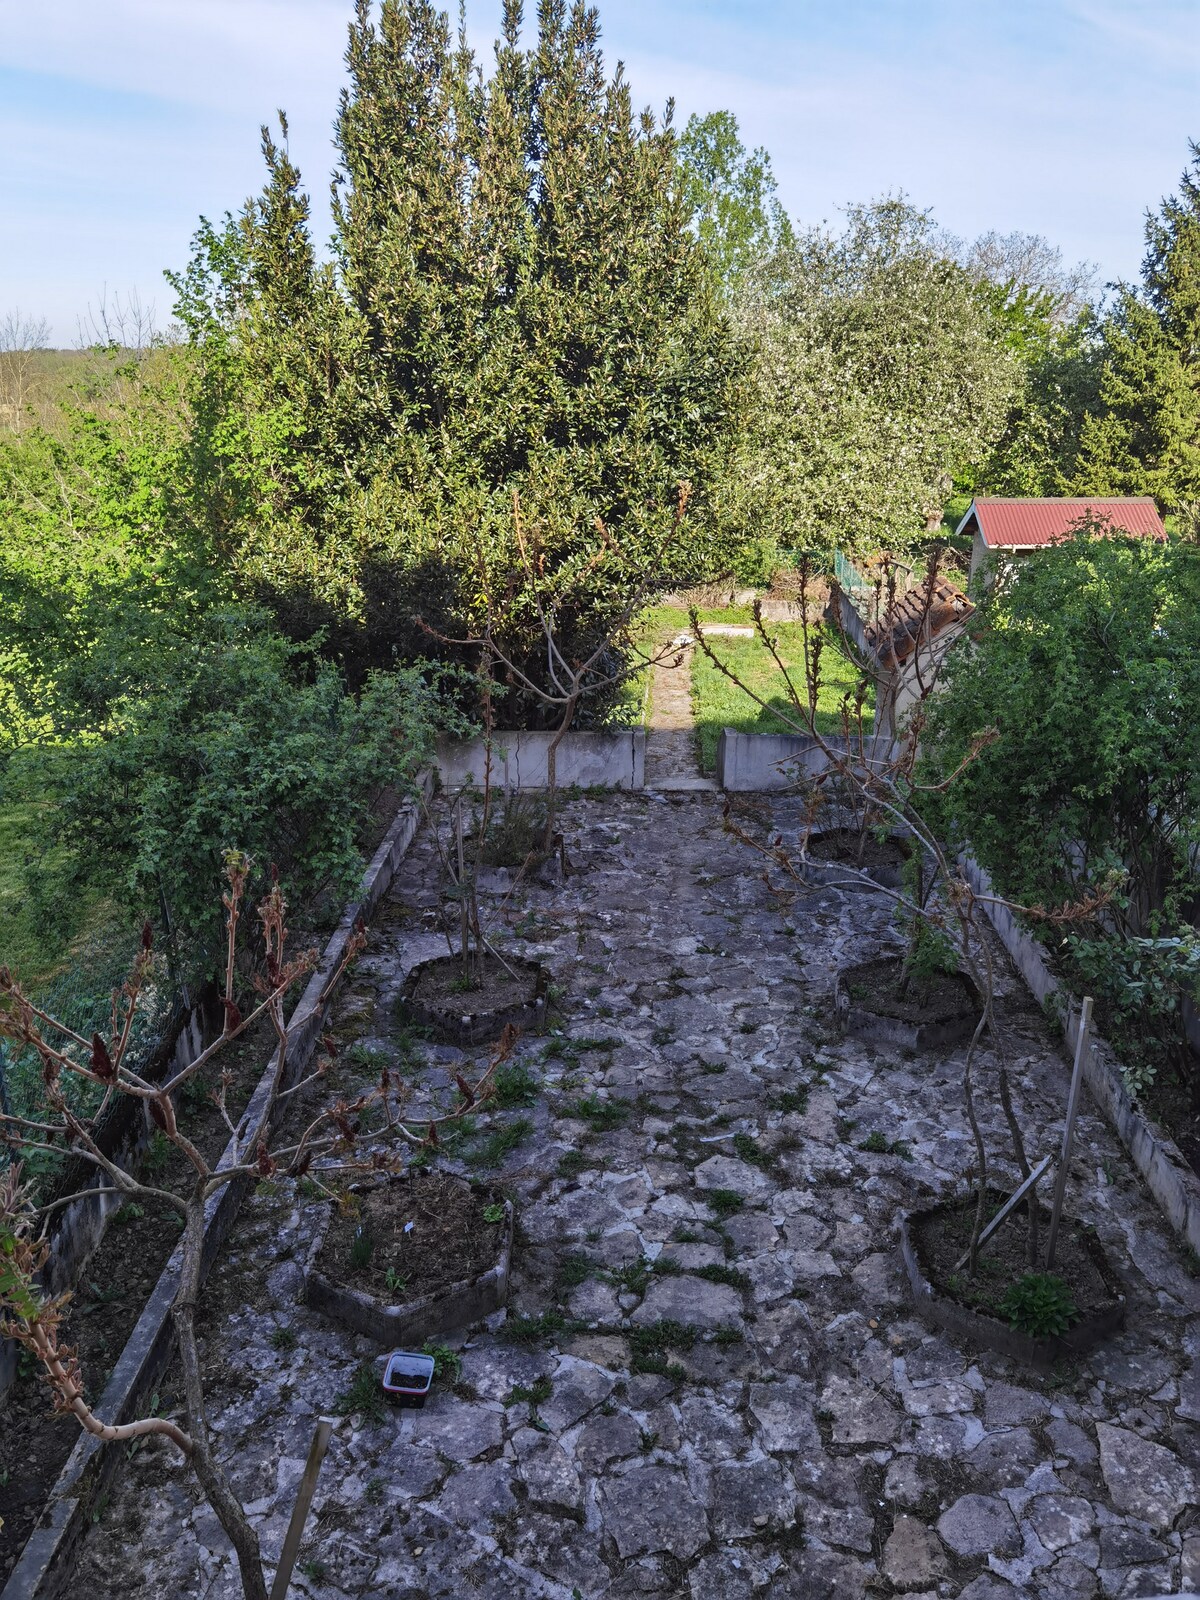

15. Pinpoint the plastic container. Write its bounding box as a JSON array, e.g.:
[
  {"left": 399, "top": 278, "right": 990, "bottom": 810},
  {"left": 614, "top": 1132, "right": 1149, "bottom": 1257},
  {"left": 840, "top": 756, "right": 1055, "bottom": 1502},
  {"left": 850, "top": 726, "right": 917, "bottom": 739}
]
[{"left": 382, "top": 1350, "right": 436, "bottom": 1407}]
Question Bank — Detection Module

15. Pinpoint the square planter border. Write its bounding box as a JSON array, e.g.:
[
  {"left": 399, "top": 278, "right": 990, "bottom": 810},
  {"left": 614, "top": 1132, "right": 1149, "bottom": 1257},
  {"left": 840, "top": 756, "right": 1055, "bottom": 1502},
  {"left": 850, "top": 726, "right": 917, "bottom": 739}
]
[{"left": 302, "top": 1176, "right": 514, "bottom": 1346}]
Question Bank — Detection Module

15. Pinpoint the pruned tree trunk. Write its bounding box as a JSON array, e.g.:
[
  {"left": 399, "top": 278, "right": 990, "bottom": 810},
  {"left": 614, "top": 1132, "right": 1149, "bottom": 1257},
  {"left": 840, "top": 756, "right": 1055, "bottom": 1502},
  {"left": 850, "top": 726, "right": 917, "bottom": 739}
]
[{"left": 174, "top": 1202, "right": 269, "bottom": 1600}]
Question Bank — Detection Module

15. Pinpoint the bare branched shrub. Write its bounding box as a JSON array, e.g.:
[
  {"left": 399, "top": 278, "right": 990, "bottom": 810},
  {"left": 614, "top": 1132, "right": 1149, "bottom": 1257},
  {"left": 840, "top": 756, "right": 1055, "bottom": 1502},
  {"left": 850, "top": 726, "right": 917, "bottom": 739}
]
[
  {"left": 696, "top": 570, "right": 1104, "bottom": 1270},
  {"left": 0, "top": 855, "right": 505, "bottom": 1598}
]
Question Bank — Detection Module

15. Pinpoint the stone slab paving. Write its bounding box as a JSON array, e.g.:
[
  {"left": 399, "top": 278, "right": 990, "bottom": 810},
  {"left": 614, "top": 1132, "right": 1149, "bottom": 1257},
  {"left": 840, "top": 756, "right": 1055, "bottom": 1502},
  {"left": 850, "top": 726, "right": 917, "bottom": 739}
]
[{"left": 74, "top": 793, "right": 1200, "bottom": 1599}]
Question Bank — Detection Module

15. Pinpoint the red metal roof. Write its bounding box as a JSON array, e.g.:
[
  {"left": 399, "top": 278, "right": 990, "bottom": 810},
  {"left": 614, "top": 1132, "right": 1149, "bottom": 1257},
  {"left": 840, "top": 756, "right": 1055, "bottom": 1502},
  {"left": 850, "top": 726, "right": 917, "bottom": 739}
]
[{"left": 961, "top": 497, "right": 1166, "bottom": 549}]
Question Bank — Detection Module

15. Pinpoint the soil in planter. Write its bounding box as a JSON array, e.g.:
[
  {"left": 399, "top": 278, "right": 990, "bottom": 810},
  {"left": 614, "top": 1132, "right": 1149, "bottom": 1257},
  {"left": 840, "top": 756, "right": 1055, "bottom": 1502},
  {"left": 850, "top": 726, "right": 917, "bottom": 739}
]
[
  {"left": 470, "top": 796, "right": 550, "bottom": 869},
  {"left": 316, "top": 1171, "right": 504, "bottom": 1303},
  {"left": 914, "top": 1195, "right": 1119, "bottom": 1326},
  {"left": 408, "top": 953, "right": 540, "bottom": 1016},
  {"left": 843, "top": 955, "right": 978, "bottom": 1026},
  {"left": 809, "top": 827, "right": 909, "bottom": 870}
]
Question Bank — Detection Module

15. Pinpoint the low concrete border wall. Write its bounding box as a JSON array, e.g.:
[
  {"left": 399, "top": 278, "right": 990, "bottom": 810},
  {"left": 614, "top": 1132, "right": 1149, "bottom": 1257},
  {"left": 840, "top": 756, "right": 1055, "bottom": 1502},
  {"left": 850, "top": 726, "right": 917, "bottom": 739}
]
[
  {"left": 1, "top": 780, "right": 430, "bottom": 1600},
  {"left": 436, "top": 729, "right": 645, "bottom": 791},
  {"left": 961, "top": 853, "right": 1200, "bottom": 1256},
  {"left": 715, "top": 729, "right": 898, "bottom": 791},
  {"left": 716, "top": 728, "right": 830, "bottom": 790}
]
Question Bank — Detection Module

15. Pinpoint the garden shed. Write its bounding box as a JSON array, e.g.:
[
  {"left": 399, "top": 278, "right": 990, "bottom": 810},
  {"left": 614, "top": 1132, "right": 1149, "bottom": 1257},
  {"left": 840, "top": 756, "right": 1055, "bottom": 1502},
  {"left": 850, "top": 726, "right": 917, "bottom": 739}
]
[
  {"left": 959, "top": 496, "right": 1166, "bottom": 581},
  {"left": 829, "top": 557, "right": 974, "bottom": 737}
]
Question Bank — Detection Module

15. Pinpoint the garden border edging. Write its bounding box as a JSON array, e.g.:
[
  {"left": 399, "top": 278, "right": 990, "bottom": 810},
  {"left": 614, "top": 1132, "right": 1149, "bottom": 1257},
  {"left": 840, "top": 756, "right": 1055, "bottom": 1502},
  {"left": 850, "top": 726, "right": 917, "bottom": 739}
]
[
  {"left": 436, "top": 729, "right": 645, "bottom": 790},
  {"left": 1, "top": 776, "right": 432, "bottom": 1600},
  {"left": 961, "top": 851, "right": 1200, "bottom": 1257}
]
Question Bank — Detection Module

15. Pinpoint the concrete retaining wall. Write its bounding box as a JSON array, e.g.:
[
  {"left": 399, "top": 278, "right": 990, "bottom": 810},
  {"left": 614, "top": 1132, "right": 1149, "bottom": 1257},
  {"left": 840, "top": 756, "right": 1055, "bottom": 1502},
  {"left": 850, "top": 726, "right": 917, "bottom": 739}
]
[
  {"left": 1, "top": 780, "right": 431, "bottom": 1600},
  {"left": 960, "top": 853, "right": 1200, "bottom": 1256},
  {"left": 715, "top": 729, "right": 898, "bottom": 791},
  {"left": 436, "top": 730, "right": 645, "bottom": 791}
]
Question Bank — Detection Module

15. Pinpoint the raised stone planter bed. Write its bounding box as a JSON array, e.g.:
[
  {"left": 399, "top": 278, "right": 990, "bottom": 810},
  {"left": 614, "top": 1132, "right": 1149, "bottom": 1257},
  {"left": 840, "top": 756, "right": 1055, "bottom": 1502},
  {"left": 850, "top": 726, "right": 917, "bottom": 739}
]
[
  {"left": 401, "top": 952, "right": 548, "bottom": 1046},
  {"left": 798, "top": 825, "right": 911, "bottom": 892},
  {"left": 900, "top": 1193, "right": 1126, "bottom": 1368},
  {"left": 303, "top": 1171, "right": 513, "bottom": 1345},
  {"left": 962, "top": 851, "right": 1200, "bottom": 1256},
  {"left": 835, "top": 955, "right": 983, "bottom": 1051}
]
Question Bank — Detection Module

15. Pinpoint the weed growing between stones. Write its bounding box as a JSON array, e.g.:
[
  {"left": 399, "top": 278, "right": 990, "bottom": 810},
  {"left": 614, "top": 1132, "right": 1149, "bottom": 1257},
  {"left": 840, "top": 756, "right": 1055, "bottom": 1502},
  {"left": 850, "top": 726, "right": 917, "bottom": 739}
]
[
  {"left": 558, "top": 1254, "right": 594, "bottom": 1290},
  {"left": 696, "top": 1263, "right": 750, "bottom": 1289},
  {"left": 492, "top": 1061, "right": 538, "bottom": 1108},
  {"left": 422, "top": 1341, "right": 463, "bottom": 1382},
  {"left": 505, "top": 1376, "right": 553, "bottom": 1408},
  {"left": 466, "top": 1116, "right": 534, "bottom": 1168},
  {"left": 732, "top": 1131, "right": 769, "bottom": 1167},
  {"left": 334, "top": 1363, "right": 387, "bottom": 1424},
  {"left": 630, "top": 1319, "right": 694, "bottom": 1377},
  {"left": 504, "top": 1309, "right": 571, "bottom": 1344},
  {"left": 572, "top": 1094, "right": 631, "bottom": 1130},
  {"left": 858, "top": 1131, "right": 913, "bottom": 1159}
]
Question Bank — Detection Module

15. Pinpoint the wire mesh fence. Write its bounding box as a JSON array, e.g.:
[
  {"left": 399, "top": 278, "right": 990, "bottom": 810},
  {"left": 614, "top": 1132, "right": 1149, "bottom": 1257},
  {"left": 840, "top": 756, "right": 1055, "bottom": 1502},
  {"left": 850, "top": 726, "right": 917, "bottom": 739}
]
[{"left": 0, "top": 915, "right": 195, "bottom": 1181}]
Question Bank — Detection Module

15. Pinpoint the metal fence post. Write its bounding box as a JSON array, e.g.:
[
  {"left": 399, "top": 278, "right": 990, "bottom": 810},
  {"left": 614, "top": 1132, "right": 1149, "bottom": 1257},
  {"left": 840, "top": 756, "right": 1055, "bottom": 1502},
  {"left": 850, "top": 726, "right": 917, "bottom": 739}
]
[{"left": 0, "top": 1041, "right": 11, "bottom": 1168}]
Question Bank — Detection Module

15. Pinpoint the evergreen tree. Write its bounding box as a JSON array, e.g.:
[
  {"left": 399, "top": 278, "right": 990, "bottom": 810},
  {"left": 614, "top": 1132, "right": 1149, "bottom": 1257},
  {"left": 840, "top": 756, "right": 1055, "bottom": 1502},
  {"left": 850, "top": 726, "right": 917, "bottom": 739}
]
[
  {"left": 1076, "top": 143, "right": 1200, "bottom": 523},
  {"left": 172, "top": 0, "right": 743, "bottom": 704}
]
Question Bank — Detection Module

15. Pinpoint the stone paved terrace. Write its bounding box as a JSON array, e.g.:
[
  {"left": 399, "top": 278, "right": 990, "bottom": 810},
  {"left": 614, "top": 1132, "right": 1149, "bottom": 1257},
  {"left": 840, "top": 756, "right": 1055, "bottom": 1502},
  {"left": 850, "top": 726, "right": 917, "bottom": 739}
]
[{"left": 76, "top": 792, "right": 1200, "bottom": 1599}]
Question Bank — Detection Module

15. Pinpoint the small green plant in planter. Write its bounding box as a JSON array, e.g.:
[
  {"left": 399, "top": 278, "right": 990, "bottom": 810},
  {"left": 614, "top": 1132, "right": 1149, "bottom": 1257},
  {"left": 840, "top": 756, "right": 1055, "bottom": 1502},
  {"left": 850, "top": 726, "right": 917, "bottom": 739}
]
[
  {"left": 349, "top": 1220, "right": 375, "bottom": 1272},
  {"left": 998, "top": 1273, "right": 1079, "bottom": 1339}
]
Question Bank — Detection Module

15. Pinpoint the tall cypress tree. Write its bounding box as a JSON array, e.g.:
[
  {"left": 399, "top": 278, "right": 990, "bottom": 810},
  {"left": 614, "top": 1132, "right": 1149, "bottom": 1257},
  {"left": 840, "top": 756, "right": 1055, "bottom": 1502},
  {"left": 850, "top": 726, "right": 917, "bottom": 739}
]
[
  {"left": 1077, "top": 144, "right": 1200, "bottom": 521},
  {"left": 175, "top": 0, "right": 742, "bottom": 698}
]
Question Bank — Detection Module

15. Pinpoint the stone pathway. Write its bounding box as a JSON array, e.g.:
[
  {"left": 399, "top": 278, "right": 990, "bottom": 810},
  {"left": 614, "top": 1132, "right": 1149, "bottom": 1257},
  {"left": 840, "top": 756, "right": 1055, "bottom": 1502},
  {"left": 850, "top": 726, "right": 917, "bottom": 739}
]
[
  {"left": 75, "top": 793, "right": 1200, "bottom": 1599},
  {"left": 644, "top": 637, "right": 715, "bottom": 791}
]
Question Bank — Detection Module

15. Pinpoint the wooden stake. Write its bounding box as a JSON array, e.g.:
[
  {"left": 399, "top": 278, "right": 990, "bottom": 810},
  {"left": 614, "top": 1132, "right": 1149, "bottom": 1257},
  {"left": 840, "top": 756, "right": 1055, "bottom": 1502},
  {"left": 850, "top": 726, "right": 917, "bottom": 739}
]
[
  {"left": 953, "top": 1152, "right": 1053, "bottom": 1273},
  {"left": 1045, "top": 996, "right": 1093, "bottom": 1271},
  {"left": 269, "top": 1416, "right": 334, "bottom": 1600}
]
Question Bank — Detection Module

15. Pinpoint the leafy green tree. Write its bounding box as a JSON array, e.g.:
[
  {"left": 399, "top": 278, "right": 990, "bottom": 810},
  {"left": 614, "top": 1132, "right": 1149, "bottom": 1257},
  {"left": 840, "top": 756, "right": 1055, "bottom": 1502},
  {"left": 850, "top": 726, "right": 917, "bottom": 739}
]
[
  {"left": 734, "top": 198, "right": 1017, "bottom": 556},
  {"left": 923, "top": 526, "right": 1200, "bottom": 1099},
  {"left": 923, "top": 527, "right": 1200, "bottom": 929},
  {"left": 677, "top": 111, "right": 794, "bottom": 290},
  {"left": 32, "top": 610, "right": 449, "bottom": 950},
  {"left": 0, "top": 344, "right": 213, "bottom": 753},
  {"left": 172, "top": 0, "right": 744, "bottom": 706},
  {"left": 1075, "top": 143, "right": 1200, "bottom": 523}
]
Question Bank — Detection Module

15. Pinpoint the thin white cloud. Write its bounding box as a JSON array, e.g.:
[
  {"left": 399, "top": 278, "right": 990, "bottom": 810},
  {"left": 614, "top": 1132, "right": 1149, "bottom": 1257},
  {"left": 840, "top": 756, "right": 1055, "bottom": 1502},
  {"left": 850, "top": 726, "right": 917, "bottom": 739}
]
[
  {"left": 1063, "top": 0, "right": 1200, "bottom": 71},
  {"left": 0, "top": 0, "right": 1195, "bottom": 340}
]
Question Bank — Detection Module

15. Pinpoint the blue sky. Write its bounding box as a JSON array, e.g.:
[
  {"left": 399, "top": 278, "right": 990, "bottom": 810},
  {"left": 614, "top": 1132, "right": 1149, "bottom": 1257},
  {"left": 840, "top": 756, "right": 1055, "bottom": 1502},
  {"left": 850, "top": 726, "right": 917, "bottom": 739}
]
[{"left": 1, "top": 0, "right": 1196, "bottom": 344}]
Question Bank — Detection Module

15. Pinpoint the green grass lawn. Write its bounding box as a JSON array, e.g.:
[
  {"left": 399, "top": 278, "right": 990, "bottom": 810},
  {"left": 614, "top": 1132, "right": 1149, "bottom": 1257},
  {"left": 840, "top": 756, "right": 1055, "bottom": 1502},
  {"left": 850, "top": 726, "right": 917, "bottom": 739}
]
[
  {"left": 625, "top": 602, "right": 760, "bottom": 725},
  {"left": 691, "top": 622, "right": 874, "bottom": 772}
]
